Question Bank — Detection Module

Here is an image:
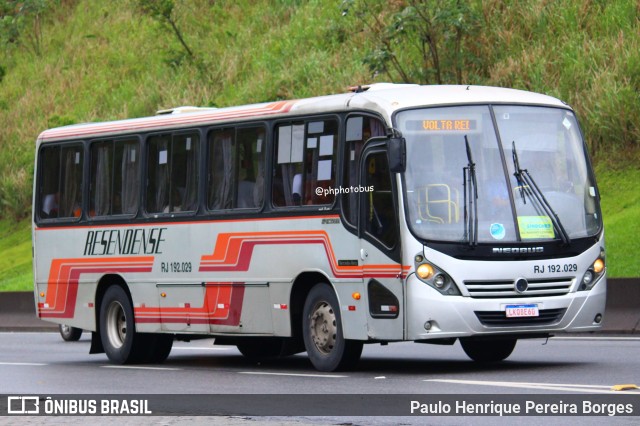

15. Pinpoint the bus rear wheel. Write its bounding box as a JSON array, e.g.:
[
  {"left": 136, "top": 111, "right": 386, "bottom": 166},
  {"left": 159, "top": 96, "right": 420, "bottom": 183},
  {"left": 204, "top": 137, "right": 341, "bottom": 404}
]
[
  {"left": 100, "top": 285, "right": 171, "bottom": 364},
  {"left": 460, "top": 338, "right": 517, "bottom": 363},
  {"left": 302, "top": 283, "right": 363, "bottom": 372},
  {"left": 144, "top": 334, "right": 174, "bottom": 363}
]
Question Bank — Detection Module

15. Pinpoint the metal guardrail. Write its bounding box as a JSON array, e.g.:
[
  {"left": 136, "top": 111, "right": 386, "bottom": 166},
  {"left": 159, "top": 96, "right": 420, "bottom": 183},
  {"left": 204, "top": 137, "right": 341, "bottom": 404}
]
[{"left": 1, "top": 278, "right": 638, "bottom": 332}]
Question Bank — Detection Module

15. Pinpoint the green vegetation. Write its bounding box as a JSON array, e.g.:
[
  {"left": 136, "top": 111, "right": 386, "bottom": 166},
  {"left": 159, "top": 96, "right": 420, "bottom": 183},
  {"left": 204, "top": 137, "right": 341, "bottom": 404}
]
[
  {"left": 596, "top": 166, "right": 640, "bottom": 278},
  {"left": 0, "top": 219, "right": 32, "bottom": 291},
  {"left": 0, "top": 0, "right": 638, "bottom": 290}
]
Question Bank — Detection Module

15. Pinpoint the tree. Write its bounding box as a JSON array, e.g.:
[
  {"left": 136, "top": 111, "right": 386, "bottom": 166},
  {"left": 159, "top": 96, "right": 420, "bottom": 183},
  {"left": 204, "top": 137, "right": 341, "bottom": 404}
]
[
  {"left": 0, "top": 0, "right": 51, "bottom": 56},
  {"left": 342, "top": 0, "right": 482, "bottom": 84},
  {"left": 137, "top": 0, "right": 195, "bottom": 61}
]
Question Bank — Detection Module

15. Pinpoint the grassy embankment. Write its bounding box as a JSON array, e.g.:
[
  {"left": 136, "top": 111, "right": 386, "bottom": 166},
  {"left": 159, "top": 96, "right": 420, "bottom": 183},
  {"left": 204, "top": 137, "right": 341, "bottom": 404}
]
[{"left": 0, "top": 0, "right": 638, "bottom": 291}]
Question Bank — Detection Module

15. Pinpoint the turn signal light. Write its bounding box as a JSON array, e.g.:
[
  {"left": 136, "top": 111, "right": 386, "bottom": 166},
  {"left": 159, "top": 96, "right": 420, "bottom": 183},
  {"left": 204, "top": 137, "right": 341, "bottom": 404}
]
[
  {"left": 417, "top": 263, "right": 434, "bottom": 280},
  {"left": 352, "top": 292, "right": 361, "bottom": 300},
  {"left": 593, "top": 258, "right": 605, "bottom": 274}
]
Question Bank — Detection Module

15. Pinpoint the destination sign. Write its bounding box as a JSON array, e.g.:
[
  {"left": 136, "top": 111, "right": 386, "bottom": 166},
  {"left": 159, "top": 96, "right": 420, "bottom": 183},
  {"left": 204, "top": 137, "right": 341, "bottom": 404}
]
[{"left": 422, "top": 119, "right": 476, "bottom": 131}]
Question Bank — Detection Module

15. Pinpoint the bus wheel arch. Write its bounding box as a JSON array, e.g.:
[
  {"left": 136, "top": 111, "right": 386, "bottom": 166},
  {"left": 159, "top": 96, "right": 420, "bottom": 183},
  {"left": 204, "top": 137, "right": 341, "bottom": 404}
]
[
  {"left": 94, "top": 274, "right": 130, "bottom": 330},
  {"left": 300, "top": 281, "right": 363, "bottom": 372},
  {"left": 289, "top": 271, "right": 333, "bottom": 347},
  {"left": 90, "top": 274, "right": 130, "bottom": 354},
  {"left": 95, "top": 275, "right": 172, "bottom": 364}
]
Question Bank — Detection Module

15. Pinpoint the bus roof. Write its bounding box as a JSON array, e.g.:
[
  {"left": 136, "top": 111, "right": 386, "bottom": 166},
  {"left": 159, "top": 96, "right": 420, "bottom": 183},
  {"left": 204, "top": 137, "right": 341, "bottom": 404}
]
[{"left": 37, "top": 84, "right": 569, "bottom": 143}]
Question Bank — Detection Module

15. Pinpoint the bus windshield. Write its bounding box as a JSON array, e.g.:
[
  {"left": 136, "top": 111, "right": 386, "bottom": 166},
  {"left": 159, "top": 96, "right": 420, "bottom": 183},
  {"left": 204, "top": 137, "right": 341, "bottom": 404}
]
[{"left": 397, "top": 105, "right": 601, "bottom": 244}]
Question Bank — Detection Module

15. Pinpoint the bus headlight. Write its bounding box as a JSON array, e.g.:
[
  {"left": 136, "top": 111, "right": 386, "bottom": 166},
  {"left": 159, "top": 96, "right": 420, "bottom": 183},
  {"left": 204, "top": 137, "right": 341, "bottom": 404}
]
[
  {"left": 579, "top": 256, "right": 605, "bottom": 291},
  {"left": 433, "top": 274, "right": 446, "bottom": 288},
  {"left": 414, "top": 255, "right": 460, "bottom": 296}
]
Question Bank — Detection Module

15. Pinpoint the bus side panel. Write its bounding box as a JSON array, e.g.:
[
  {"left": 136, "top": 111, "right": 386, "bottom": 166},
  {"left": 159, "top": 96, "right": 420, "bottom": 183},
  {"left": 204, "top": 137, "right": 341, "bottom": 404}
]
[
  {"left": 269, "top": 281, "right": 294, "bottom": 336},
  {"left": 33, "top": 228, "right": 99, "bottom": 332}
]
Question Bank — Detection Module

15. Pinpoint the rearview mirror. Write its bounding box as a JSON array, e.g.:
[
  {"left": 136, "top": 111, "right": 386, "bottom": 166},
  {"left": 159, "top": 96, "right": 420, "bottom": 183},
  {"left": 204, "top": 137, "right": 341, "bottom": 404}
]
[{"left": 387, "top": 137, "right": 406, "bottom": 173}]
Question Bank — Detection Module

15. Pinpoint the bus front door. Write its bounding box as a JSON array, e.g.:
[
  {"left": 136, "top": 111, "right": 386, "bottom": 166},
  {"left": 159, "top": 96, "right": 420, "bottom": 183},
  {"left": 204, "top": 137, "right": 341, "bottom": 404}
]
[{"left": 359, "top": 145, "right": 404, "bottom": 341}]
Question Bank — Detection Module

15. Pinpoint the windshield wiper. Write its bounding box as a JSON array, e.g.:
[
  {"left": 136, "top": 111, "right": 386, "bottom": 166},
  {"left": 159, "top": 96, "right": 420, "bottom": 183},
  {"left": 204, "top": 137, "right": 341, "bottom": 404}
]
[
  {"left": 463, "top": 135, "right": 478, "bottom": 247},
  {"left": 512, "top": 141, "right": 571, "bottom": 245}
]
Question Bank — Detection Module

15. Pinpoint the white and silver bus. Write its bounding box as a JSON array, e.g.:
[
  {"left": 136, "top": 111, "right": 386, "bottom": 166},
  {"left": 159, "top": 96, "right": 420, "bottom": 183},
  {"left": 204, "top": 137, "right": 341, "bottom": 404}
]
[{"left": 32, "top": 84, "right": 605, "bottom": 371}]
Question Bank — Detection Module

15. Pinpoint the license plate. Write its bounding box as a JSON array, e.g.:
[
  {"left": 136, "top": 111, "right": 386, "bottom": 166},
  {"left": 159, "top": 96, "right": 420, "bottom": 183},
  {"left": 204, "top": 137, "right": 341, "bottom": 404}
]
[{"left": 505, "top": 304, "right": 539, "bottom": 318}]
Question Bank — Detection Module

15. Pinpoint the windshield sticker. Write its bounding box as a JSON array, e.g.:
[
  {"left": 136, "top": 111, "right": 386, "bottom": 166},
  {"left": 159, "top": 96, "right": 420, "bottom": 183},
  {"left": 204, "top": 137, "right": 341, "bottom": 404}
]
[
  {"left": 490, "top": 223, "right": 506, "bottom": 240},
  {"left": 562, "top": 117, "right": 572, "bottom": 129},
  {"left": 518, "top": 216, "right": 555, "bottom": 239}
]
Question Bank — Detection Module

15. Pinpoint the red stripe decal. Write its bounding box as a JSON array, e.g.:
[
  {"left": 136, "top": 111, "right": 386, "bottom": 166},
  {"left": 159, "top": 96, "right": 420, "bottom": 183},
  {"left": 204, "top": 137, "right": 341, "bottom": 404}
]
[{"left": 39, "top": 257, "right": 154, "bottom": 319}]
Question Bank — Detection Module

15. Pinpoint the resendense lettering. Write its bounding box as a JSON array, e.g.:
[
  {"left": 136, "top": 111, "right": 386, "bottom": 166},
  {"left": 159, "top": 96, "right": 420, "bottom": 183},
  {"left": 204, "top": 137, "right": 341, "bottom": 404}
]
[{"left": 84, "top": 228, "right": 166, "bottom": 256}]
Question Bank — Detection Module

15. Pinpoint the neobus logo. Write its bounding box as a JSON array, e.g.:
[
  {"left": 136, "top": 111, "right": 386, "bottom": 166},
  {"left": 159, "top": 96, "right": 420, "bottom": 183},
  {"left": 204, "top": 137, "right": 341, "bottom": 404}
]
[{"left": 492, "top": 247, "right": 544, "bottom": 254}]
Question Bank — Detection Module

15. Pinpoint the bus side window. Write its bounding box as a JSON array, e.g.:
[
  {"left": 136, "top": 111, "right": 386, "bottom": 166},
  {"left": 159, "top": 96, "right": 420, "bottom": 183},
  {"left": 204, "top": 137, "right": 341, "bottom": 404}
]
[
  {"left": 343, "top": 116, "right": 385, "bottom": 227},
  {"left": 208, "top": 129, "right": 235, "bottom": 210},
  {"left": 90, "top": 139, "right": 140, "bottom": 217},
  {"left": 171, "top": 133, "right": 199, "bottom": 212},
  {"left": 272, "top": 119, "right": 338, "bottom": 207},
  {"left": 236, "top": 127, "right": 265, "bottom": 209},
  {"left": 38, "top": 144, "right": 83, "bottom": 220},
  {"left": 147, "top": 133, "right": 199, "bottom": 214},
  {"left": 207, "top": 126, "right": 265, "bottom": 211},
  {"left": 363, "top": 151, "right": 397, "bottom": 248},
  {"left": 147, "top": 135, "right": 171, "bottom": 213},
  {"left": 113, "top": 141, "right": 140, "bottom": 215},
  {"left": 39, "top": 146, "right": 61, "bottom": 219},
  {"left": 90, "top": 141, "right": 113, "bottom": 217}
]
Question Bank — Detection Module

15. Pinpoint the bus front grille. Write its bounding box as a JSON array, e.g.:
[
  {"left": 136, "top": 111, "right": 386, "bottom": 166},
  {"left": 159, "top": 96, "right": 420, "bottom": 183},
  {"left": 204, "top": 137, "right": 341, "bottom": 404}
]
[
  {"left": 475, "top": 308, "right": 567, "bottom": 327},
  {"left": 463, "top": 278, "right": 573, "bottom": 298}
]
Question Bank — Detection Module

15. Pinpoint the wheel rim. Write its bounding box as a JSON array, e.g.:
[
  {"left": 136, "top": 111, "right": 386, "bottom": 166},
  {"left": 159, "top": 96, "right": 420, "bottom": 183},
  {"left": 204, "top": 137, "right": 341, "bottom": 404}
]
[
  {"left": 309, "top": 301, "right": 337, "bottom": 355},
  {"left": 60, "top": 324, "right": 70, "bottom": 335},
  {"left": 105, "top": 300, "right": 127, "bottom": 349}
]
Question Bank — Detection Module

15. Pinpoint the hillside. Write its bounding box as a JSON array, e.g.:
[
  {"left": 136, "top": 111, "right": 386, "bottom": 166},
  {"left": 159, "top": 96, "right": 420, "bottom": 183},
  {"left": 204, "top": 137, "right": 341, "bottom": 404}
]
[{"left": 0, "top": 0, "right": 638, "bottom": 289}]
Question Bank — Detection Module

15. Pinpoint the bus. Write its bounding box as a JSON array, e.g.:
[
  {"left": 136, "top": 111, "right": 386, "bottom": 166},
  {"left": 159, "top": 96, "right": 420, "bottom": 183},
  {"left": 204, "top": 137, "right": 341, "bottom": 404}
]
[{"left": 32, "top": 83, "right": 606, "bottom": 371}]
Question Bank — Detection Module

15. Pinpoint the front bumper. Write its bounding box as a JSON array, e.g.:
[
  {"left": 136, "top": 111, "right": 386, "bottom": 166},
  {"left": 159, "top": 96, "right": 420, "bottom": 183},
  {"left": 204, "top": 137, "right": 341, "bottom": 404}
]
[{"left": 406, "top": 273, "right": 606, "bottom": 341}]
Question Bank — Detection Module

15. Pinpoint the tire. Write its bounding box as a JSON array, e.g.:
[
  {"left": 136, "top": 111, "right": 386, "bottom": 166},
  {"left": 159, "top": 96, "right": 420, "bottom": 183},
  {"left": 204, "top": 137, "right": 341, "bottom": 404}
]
[
  {"left": 99, "top": 285, "right": 148, "bottom": 364},
  {"left": 460, "top": 338, "right": 517, "bottom": 363},
  {"left": 302, "top": 283, "right": 363, "bottom": 372},
  {"left": 144, "top": 334, "right": 174, "bottom": 363},
  {"left": 59, "top": 324, "right": 83, "bottom": 342},
  {"left": 237, "top": 338, "right": 284, "bottom": 361}
]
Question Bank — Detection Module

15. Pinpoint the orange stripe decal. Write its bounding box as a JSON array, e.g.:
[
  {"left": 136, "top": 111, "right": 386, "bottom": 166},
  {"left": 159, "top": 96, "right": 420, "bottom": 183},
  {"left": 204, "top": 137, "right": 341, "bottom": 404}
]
[
  {"left": 200, "top": 230, "right": 410, "bottom": 279},
  {"left": 39, "top": 256, "right": 154, "bottom": 318}
]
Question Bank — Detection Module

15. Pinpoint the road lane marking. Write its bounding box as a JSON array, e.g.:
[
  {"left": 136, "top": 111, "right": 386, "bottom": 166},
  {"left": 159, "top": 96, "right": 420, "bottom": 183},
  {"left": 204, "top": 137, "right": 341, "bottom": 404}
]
[
  {"left": 172, "top": 347, "right": 231, "bottom": 351},
  {"left": 101, "top": 365, "right": 182, "bottom": 371},
  {"left": 239, "top": 371, "right": 347, "bottom": 378},
  {"left": 552, "top": 336, "right": 640, "bottom": 341},
  {"left": 0, "top": 362, "right": 47, "bottom": 366},
  {"left": 425, "top": 379, "right": 640, "bottom": 394}
]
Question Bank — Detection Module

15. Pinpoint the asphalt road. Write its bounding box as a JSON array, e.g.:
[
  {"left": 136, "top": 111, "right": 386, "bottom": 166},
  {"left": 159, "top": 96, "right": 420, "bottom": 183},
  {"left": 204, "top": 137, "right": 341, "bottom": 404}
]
[{"left": 1, "top": 332, "right": 639, "bottom": 425}]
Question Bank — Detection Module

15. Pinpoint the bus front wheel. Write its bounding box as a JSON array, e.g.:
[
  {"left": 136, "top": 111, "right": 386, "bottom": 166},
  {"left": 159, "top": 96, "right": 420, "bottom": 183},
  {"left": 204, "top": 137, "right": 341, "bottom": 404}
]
[
  {"left": 302, "top": 283, "right": 363, "bottom": 372},
  {"left": 460, "top": 338, "right": 517, "bottom": 363},
  {"left": 237, "top": 338, "right": 284, "bottom": 361}
]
